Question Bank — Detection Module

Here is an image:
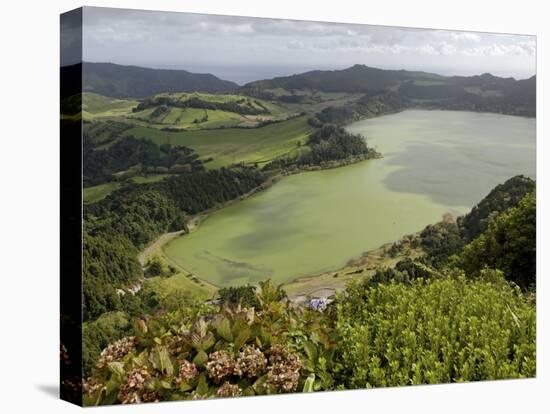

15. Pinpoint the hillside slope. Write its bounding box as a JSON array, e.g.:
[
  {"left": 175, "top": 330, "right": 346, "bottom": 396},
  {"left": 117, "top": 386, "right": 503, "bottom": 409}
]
[
  {"left": 241, "top": 64, "right": 536, "bottom": 117},
  {"left": 79, "top": 62, "right": 239, "bottom": 98}
]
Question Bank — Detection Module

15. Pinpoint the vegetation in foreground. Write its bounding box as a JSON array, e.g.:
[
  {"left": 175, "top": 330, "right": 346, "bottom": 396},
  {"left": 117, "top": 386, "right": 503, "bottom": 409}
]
[
  {"left": 82, "top": 269, "right": 535, "bottom": 405},
  {"left": 81, "top": 181, "right": 536, "bottom": 405}
]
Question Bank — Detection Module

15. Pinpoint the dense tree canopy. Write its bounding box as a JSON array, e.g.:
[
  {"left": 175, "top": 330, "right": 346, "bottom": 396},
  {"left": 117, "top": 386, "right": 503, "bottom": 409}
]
[
  {"left": 460, "top": 191, "right": 536, "bottom": 289},
  {"left": 83, "top": 167, "right": 266, "bottom": 321},
  {"left": 458, "top": 175, "right": 535, "bottom": 242},
  {"left": 266, "top": 122, "right": 378, "bottom": 170},
  {"left": 83, "top": 135, "right": 203, "bottom": 186}
]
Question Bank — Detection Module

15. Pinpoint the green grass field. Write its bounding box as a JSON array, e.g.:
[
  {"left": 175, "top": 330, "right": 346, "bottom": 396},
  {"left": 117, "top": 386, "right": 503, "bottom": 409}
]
[
  {"left": 127, "top": 92, "right": 291, "bottom": 130},
  {"left": 84, "top": 175, "right": 175, "bottom": 203},
  {"left": 82, "top": 92, "right": 138, "bottom": 120},
  {"left": 80, "top": 91, "right": 294, "bottom": 132},
  {"left": 83, "top": 182, "right": 121, "bottom": 203},
  {"left": 130, "top": 174, "right": 174, "bottom": 184},
  {"left": 123, "top": 115, "right": 313, "bottom": 168},
  {"left": 144, "top": 273, "right": 217, "bottom": 302}
]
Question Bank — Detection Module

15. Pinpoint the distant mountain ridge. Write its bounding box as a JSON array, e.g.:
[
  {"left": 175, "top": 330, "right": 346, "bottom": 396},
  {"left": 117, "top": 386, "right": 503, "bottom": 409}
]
[
  {"left": 242, "top": 64, "right": 534, "bottom": 92},
  {"left": 62, "top": 62, "right": 535, "bottom": 117},
  {"left": 242, "top": 64, "right": 447, "bottom": 93},
  {"left": 241, "top": 64, "right": 536, "bottom": 117},
  {"left": 79, "top": 62, "right": 239, "bottom": 98}
]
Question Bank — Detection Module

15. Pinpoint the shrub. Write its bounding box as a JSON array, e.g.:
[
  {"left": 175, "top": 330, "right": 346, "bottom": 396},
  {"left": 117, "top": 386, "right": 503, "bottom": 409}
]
[
  {"left": 83, "top": 281, "right": 335, "bottom": 405},
  {"left": 334, "top": 273, "right": 535, "bottom": 388},
  {"left": 83, "top": 274, "right": 535, "bottom": 405},
  {"left": 460, "top": 191, "right": 536, "bottom": 289}
]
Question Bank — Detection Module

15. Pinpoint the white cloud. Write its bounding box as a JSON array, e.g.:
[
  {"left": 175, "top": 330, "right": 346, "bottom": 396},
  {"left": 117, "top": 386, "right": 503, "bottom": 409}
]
[
  {"left": 81, "top": 6, "right": 536, "bottom": 81},
  {"left": 449, "top": 32, "right": 481, "bottom": 42}
]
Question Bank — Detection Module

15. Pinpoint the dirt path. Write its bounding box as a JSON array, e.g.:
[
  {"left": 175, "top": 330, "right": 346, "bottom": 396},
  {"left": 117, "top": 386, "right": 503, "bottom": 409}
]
[{"left": 138, "top": 230, "right": 185, "bottom": 267}]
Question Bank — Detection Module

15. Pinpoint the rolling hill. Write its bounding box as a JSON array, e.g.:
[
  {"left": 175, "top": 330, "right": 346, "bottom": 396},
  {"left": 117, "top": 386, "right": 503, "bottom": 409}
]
[
  {"left": 78, "top": 62, "right": 239, "bottom": 98},
  {"left": 242, "top": 64, "right": 446, "bottom": 93},
  {"left": 241, "top": 64, "right": 536, "bottom": 117}
]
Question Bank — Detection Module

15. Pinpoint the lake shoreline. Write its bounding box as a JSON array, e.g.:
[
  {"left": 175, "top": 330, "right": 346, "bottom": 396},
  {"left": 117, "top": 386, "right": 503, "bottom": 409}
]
[
  {"left": 138, "top": 109, "right": 535, "bottom": 298},
  {"left": 138, "top": 153, "right": 380, "bottom": 292}
]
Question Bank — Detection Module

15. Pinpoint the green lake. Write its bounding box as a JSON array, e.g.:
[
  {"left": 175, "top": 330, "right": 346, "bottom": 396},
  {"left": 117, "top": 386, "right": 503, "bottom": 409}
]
[{"left": 164, "top": 110, "right": 536, "bottom": 286}]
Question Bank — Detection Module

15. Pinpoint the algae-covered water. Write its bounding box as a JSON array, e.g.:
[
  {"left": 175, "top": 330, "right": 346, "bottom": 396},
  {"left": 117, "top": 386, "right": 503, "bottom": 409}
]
[{"left": 164, "top": 110, "right": 535, "bottom": 286}]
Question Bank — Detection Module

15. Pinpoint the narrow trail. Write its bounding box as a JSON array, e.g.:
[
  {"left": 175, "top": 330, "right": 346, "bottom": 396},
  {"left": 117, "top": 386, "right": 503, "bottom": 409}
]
[{"left": 138, "top": 230, "right": 185, "bottom": 267}]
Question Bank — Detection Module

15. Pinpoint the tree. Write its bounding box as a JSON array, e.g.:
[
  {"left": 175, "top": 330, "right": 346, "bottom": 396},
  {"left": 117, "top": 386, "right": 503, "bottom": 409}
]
[
  {"left": 147, "top": 256, "right": 164, "bottom": 277},
  {"left": 460, "top": 191, "right": 536, "bottom": 289}
]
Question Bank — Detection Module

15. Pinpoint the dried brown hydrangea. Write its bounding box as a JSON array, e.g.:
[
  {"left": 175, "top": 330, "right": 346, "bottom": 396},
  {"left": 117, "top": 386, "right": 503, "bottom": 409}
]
[
  {"left": 83, "top": 377, "right": 105, "bottom": 396},
  {"left": 216, "top": 382, "right": 242, "bottom": 398},
  {"left": 234, "top": 346, "right": 267, "bottom": 378},
  {"left": 205, "top": 350, "right": 236, "bottom": 383},
  {"left": 168, "top": 333, "right": 192, "bottom": 356},
  {"left": 96, "top": 336, "right": 136, "bottom": 370},
  {"left": 265, "top": 345, "right": 302, "bottom": 393},
  {"left": 118, "top": 368, "right": 160, "bottom": 404},
  {"left": 175, "top": 360, "right": 198, "bottom": 385}
]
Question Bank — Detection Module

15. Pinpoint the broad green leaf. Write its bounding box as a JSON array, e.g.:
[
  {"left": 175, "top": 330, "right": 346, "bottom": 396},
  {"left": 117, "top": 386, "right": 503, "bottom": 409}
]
[
  {"left": 193, "top": 350, "right": 209, "bottom": 368},
  {"left": 242, "top": 386, "right": 256, "bottom": 396},
  {"left": 234, "top": 327, "right": 250, "bottom": 350},
  {"left": 105, "top": 377, "right": 120, "bottom": 397},
  {"left": 133, "top": 319, "right": 148, "bottom": 336},
  {"left": 252, "top": 374, "right": 268, "bottom": 395},
  {"left": 216, "top": 317, "right": 233, "bottom": 342},
  {"left": 304, "top": 340, "right": 318, "bottom": 362},
  {"left": 107, "top": 361, "right": 125, "bottom": 378},
  {"left": 196, "top": 373, "right": 208, "bottom": 396},
  {"left": 149, "top": 346, "right": 174, "bottom": 377},
  {"left": 303, "top": 374, "right": 315, "bottom": 392},
  {"left": 201, "top": 332, "right": 216, "bottom": 351},
  {"left": 179, "top": 382, "right": 193, "bottom": 392}
]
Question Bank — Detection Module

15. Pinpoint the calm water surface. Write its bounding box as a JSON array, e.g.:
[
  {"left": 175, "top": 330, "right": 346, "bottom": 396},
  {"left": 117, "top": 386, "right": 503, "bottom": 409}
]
[{"left": 165, "top": 110, "right": 535, "bottom": 286}]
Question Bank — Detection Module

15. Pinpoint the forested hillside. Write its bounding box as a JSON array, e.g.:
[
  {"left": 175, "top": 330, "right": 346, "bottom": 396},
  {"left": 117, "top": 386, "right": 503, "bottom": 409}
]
[
  {"left": 83, "top": 167, "right": 266, "bottom": 321},
  {"left": 242, "top": 64, "right": 536, "bottom": 117}
]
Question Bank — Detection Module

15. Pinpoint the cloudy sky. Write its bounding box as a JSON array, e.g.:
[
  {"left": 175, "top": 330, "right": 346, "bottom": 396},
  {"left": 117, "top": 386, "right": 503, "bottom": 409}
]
[{"left": 72, "top": 6, "right": 535, "bottom": 84}]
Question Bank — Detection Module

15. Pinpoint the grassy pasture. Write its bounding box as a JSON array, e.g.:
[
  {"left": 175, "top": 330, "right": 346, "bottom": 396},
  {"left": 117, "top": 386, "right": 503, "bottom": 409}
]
[
  {"left": 144, "top": 273, "right": 217, "bottom": 302},
  {"left": 82, "top": 92, "right": 137, "bottom": 120},
  {"left": 148, "top": 92, "right": 286, "bottom": 115},
  {"left": 84, "top": 175, "right": 176, "bottom": 203},
  {"left": 123, "top": 115, "right": 313, "bottom": 168},
  {"left": 82, "top": 91, "right": 293, "bottom": 131},
  {"left": 83, "top": 182, "right": 121, "bottom": 203},
  {"left": 130, "top": 174, "right": 174, "bottom": 184},
  {"left": 263, "top": 88, "right": 364, "bottom": 112},
  {"left": 156, "top": 92, "right": 243, "bottom": 103},
  {"left": 464, "top": 86, "right": 504, "bottom": 97},
  {"left": 129, "top": 107, "right": 244, "bottom": 130},
  {"left": 129, "top": 107, "right": 156, "bottom": 119}
]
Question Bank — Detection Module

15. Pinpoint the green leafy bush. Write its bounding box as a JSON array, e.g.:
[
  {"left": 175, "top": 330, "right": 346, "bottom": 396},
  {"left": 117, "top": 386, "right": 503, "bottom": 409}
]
[
  {"left": 334, "top": 272, "right": 535, "bottom": 388},
  {"left": 419, "top": 221, "right": 464, "bottom": 266},
  {"left": 83, "top": 312, "right": 133, "bottom": 377},
  {"left": 84, "top": 274, "right": 535, "bottom": 405},
  {"left": 458, "top": 175, "right": 535, "bottom": 242},
  {"left": 83, "top": 281, "right": 336, "bottom": 405},
  {"left": 460, "top": 191, "right": 536, "bottom": 289},
  {"left": 217, "top": 286, "right": 261, "bottom": 308}
]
